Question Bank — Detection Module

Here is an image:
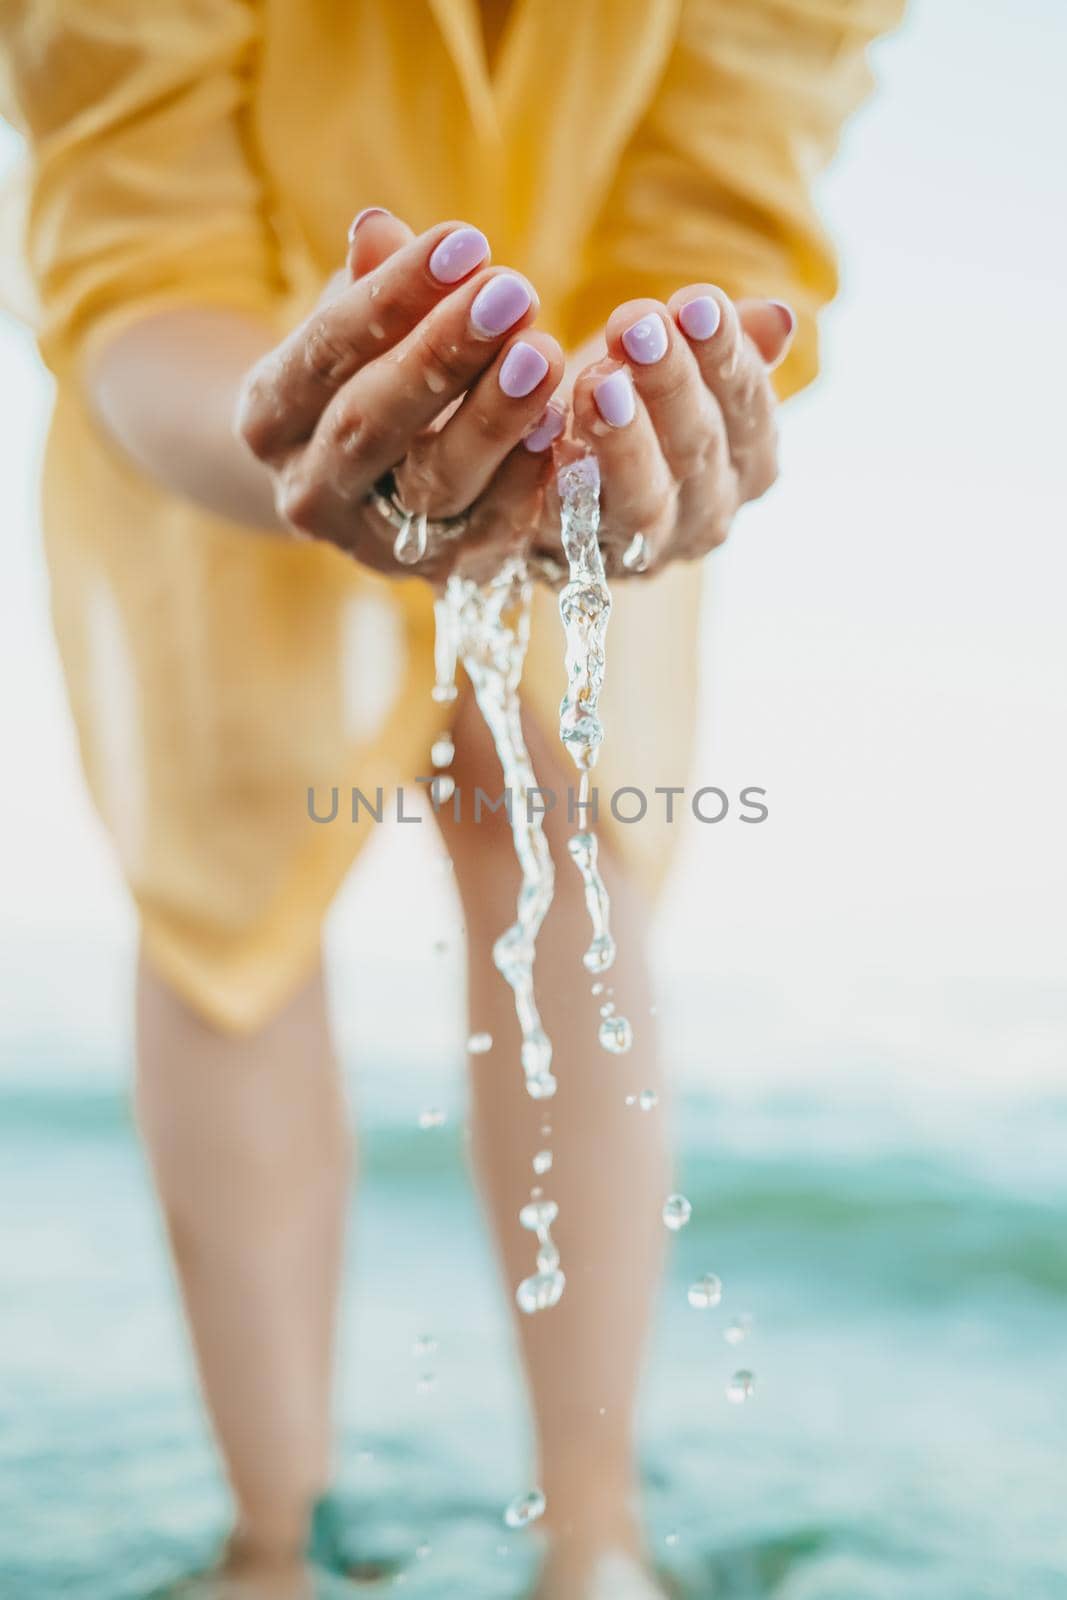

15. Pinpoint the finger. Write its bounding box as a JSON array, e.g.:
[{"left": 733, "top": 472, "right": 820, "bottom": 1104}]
[
  {"left": 736, "top": 298, "right": 796, "bottom": 369},
  {"left": 605, "top": 299, "right": 730, "bottom": 488},
  {"left": 668, "top": 285, "right": 780, "bottom": 496},
  {"left": 346, "top": 207, "right": 416, "bottom": 280},
  {"left": 238, "top": 219, "right": 491, "bottom": 458},
  {"left": 287, "top": 267, "right": 540, "bottom": 525},
  {"left": 569, "top": 361, "right": 676, "bottom": 566},
  {"left": 450, "top": 437, "right": 562, "bottom": 584},
  {"left": 395, "top": 330, "right": 564, "bottom": 517}
]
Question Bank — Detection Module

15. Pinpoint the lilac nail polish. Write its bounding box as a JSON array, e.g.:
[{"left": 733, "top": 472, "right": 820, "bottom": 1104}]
[
  {"left": 622, "top": 313, "right": 668, "bottom": 365},
  {"left": 470, "top": 273, "right": 532, "bottom": 337},
  {"left": 594, "top": 370, "right": 635, "bottom": 428},
  {"left": 429, "top": 225, "right": 490, "bottom": 285},
  {"left": 523, "top": 405, "right": 565, "bottom": 452},
  {"left": 499, "top": 341, "right": 549, "bottom": 398},
  {"left": 679, "top": 296, "right": 721, "bottom": 341}
]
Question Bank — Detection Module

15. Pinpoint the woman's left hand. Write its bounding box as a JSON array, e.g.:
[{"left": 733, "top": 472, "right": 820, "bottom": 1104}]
[{"left": 558, "top": 287, "right": 795, "bottom": 576}]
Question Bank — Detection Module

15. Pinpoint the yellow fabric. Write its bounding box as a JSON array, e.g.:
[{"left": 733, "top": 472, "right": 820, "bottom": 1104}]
[{"left": 0, "top": 0, "right": 902, "bottom": 1031}]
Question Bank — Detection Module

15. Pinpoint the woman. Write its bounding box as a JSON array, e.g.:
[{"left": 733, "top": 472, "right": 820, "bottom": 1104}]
[{"left": 1, "top": 1, "right": 901, "bottom": 1594}]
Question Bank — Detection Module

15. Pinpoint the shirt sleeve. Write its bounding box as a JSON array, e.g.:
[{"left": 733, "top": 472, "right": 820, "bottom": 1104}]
[
  {"left": 566, "top": 0, "right": 906, "bottom": 398},
  {"left": 0, "top": 0, "right": 285, "bottom": 378}
]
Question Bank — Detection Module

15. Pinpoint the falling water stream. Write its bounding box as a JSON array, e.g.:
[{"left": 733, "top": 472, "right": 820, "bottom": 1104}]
[{"left": 408, "top": 454, "right": 728, "bottom": 1538}]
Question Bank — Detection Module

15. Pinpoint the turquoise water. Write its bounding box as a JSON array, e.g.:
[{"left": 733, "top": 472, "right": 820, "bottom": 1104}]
[{"left": 1, "top": 1073, "right": 1066, "bottom": 1598}]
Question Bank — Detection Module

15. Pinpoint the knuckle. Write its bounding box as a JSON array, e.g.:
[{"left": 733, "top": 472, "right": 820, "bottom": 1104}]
[
  {"left": 303, "top": 317, "right": 355, "bottom": 390},
  {"left": 705, "top": 512, "right": 732, "bottom": 549},
  {"left": 397, "top": 446, "right": 462, "bottom": 518},
  {"left": 235, "top": 366, "right": 279, "bottom": 457},
  {"left": 747, "top": 454, "right": 779, "bottom": 500},
  {"left": 276, "top": 464, "right": 323, "bottom": 531},
  {"left": 417, "top": 326, "right": 473, "bottom": 392}
]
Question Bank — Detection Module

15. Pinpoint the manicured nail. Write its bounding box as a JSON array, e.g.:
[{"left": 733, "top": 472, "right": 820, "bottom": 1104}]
[
  {"left": 594, "top": 370, "right": 635, "bottom": 428},
  {"left": 523, "top": 404, "right": 565, "bottom": 452},
  {"left": 678, "top": 296, "right": 721, "bottom": 341},
  {"left": 499, "top": 341, "right": 549, "bottom": 398},
  {"left": 622, "top": 313, "right": 668, "bottom": 365},
  {"left": 429, "top": 225, "right": 490, "bottom": 285},
  {"left": 348, "top": 207, "right": 390, "bottom": 244},
  {"left": 470, "top": 272, "right": 532, "bottom": 337}
]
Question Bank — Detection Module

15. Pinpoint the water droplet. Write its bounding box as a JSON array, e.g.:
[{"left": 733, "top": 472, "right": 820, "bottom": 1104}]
[
  {"left": 625, "top": 1093, "right": 637, "bottom": 1107},
  {"left": 724, "top": 1314, "right": 753, "bottom": 1346},
  {"left": 638, "top": 1089, "right": 658, "bottom": 1111},
  {"left": 526, "top": 1070, "right": 558, "bottom": 1100},
  {"left": 591, "top": 981, "right": 605, "bottom": 996},
  {"left": 416, "top": 1372, "right": 437, "bottom": 1395},
  {"left": 413, "top": 1334, "right": 438, "bottom": 1359},
  {"left": 530, "top": 1185, "right": 543, "bottom": 1199},
  {"left": 662, "top": 1194, "right": 692, "bottom": 1232},
  {"left": 598, "top": 1014, "right": 633, "bottom": 1054},
  {"left": 467, "top": 1031, "right": 493, "bottom": 1055},
  {"left": 504, "top": 1488, "right": 547, "bottom": 1529},
  {"left": 431, "top": 734, "right": 455, "bottom": 768},
  {"left": 536, "top": 1240, "right": 560, "bottom": 1273},
  {"left": 726, "top": 1369, "right": 755, "bottom": 1404},
  {"left": 687, "top": 1274, "right": 722, "bottom": 1310},
  {"left": 516, "top": 1270, "right": 565, "bottom": 1315},
  {"left": 599, "top": 1001, "right": 615, "bottom": 1017},
  {"left": 394, "top": 510, "right": 429, "bottom": 566},
  {"left": 519, "top": 1199, "right": 559, "bottom": 1232},
  {"left": 532, "top": 1150, "right": 553, "bottom": 1175},
  {"left": 540, "top": 1123, "right": 552, "bottom": 1138},
  {"left": 415, "top": 1541, "right": 431, "bottom": 1561},
  {"left": 418, "top": 1106, "right": 446, "bottom": 1130},
  {"left": 583, "top": 934, "right": 616, "bottom": 975},
  {"left": 430, "top": 773, "right": 455, "bottom": 805},
  {"left": 622, "top": 532, "right": 650, "bottom": 572},
  {"left": 665, "top": 1531, "right": 679, "bottom": 1548}
]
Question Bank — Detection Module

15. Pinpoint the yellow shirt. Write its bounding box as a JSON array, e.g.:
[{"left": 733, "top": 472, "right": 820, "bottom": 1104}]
[{"left": 0, "top": 0, "right": 903, "bottom": 1030}]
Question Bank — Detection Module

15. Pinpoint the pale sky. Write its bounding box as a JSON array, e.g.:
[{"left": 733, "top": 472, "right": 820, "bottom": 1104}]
[{"left": 1, "top": 0, "right": 1064, "bottom": 1087}]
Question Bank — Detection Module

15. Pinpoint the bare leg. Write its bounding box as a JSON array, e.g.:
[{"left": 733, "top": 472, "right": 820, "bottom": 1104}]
[
  {"left": 135, "top": 948, "right": 350, "bottom": 1584},
  {"left": 439, "top": 695, "right": 670, "bottom": 1597}
]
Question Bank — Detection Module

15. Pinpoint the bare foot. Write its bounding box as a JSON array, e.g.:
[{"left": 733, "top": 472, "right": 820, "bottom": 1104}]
[
  {"left": 158, "top": 1544, "right": 315, "bottom": 1600},
  {"left": 532, "top": 1544, "right": 669, "bottom": 1600}
]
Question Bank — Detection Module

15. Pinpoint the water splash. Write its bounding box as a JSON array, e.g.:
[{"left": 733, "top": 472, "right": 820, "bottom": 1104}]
[
  {"left": 504, "top": 1488, "right": 547, "bottom": 1530},
  {"left": 516, "top": 1198, "right": 565, "bottom": 1315},
  {"left": 556, "top": 458, "right": 631, "bottom": 1048},
  {"left": 439, "top": 560, "right": 557, "bottom": 1102}
]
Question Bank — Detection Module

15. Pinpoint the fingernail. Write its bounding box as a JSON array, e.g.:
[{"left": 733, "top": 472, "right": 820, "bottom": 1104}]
[
  {"left": 768, "top": 300, "right": 796, "bottom": 340},
  {"left": 594, "top": 370, "right": 635, "bottom": 428},
  {"left": 348, "top": 207, "right": 390, "bottom": 244},
  {"left": 678, "top": 296, "right": 721, "bottom": 341},
  {"left": 499, "top": 341, "right": 549, "bottom": 398},
  {"left": 622, "top": 313, "right": 668, "bottom": 365},
  {"left": 523, "top": 404, "right": 565, "bottom": 452},
  {"left": 470, "top": 272, "right": 532, "bottom": 337},
  {"left": 429, "top": 225, "right": 490, "bottom": 284}
]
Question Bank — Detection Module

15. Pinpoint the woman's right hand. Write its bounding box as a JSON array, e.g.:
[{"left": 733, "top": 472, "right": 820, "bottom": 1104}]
[{"left": 236, "top": 212, "right": 565, "bottom": 579}]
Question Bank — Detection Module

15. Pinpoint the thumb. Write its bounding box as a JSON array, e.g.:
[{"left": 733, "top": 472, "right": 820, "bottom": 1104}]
[
  {"left": 737, "top": 298, "right": 796, "bottom": 369},
  {"left": 346, "top": 207, "right": 416, "bottom": 280}
]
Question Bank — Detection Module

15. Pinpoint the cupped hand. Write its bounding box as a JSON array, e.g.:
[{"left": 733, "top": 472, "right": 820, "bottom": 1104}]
[
  {"left": 236, "top": 211, "right": 564, "bottom": 579},
  {"left": 553, "top": 287, "right": 794, "bottom": 577}
]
